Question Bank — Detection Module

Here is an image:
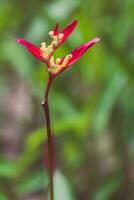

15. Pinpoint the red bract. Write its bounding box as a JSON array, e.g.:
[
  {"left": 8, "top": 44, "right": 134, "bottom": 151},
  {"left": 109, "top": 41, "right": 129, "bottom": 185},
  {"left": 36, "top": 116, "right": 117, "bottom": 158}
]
[
  {"left": 16, "top": 20, "right": 100, "bottom": 78},
  {"left": 52, "top": 20, "right": 77, "bottom": 43},
  {"left": 53, "top": 23, "right": 59, "bottom": 36},
  {"left": 60, "top": 20, "right": 78, "bottom": 44},
  {"left": 16, "top": 38, "right": 44, "bottom": 61},
  {"left": 68, "top": 37, "right": 100, "bottom": 65},
  {"left": 54, "top": 38, "right": 100, "bottom": 76}
]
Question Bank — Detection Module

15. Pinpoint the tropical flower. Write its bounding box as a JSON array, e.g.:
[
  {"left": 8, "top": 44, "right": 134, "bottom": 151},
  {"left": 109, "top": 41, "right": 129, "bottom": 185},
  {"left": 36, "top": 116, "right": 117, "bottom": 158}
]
[{"left": 16, "top": 20, "right": 100, "bottom": 78}]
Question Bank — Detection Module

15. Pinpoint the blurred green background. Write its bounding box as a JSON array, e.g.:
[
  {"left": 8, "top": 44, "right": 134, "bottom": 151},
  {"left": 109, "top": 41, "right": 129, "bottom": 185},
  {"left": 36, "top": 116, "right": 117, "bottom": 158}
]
[{"left": 0, "top": 0, "right": 134, "bottom": 199}]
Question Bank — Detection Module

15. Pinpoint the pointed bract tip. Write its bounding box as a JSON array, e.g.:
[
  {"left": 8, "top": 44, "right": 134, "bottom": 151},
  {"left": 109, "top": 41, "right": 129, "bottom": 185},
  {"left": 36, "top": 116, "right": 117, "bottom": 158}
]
[
  {"left": 15, "top": 38, "right": 43, "bottom": 61},
  {"left": 73, "top": 19, "right": 78, "bottom": 25},
  {"left": 61, "top": 19, "right": 78, "bottom": 43},
  {"left": 94, "top": 37, "right": 101, "bottom": 43},
  {"left": 68, "top": 19, "right": 78, "bottom": 30},
  {"left": 16, "top": 38, "right": 26, "bottom": 45},
  {"left": 16, "top": 38, "right": 21, "bottom": 43},
  {"left": 53, "top": 23, "right": 59, "bottom": 35}
]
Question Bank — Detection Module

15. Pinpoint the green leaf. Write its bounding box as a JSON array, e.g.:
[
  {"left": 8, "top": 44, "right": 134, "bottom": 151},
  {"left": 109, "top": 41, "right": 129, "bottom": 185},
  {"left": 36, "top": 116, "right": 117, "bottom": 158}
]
[
  {"left": 0, "top": 158, "right": 16, "bottom": 178},
  {"left": 0, "top": 193, "right": 8, "bottom": 200},
  {"left": 17, "top": 112, "right": 88, "bottom": 175},
  {"left": 93, "top": 177, "right": 121, "bottom": 200},
  {"left": 93, "top": 73, "right": 127, "bottom": 134},
  {"left": 53, "top": 170, "right": 74, "bottom": 200},
  {"left": 17, "top": 170, "right": 47, "bottom": 195}
]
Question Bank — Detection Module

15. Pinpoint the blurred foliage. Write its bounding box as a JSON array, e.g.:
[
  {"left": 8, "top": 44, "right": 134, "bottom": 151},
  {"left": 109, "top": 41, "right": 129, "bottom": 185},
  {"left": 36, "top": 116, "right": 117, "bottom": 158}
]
[{"left": 0, "top": 0, "right": 134, "bottom": 199}]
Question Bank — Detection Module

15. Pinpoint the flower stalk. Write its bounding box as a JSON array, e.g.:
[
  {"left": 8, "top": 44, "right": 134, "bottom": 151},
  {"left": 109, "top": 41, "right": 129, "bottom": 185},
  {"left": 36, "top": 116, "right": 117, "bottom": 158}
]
[{"left": 42, "top": 74, "right": 54, "bottom": 200}]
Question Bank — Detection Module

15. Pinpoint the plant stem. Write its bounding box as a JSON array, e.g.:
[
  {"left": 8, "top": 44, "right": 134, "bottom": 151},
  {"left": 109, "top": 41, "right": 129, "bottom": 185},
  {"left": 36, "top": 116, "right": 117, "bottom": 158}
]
[{"left": 42, "top": 74, "right": 54, "bottom": 200}]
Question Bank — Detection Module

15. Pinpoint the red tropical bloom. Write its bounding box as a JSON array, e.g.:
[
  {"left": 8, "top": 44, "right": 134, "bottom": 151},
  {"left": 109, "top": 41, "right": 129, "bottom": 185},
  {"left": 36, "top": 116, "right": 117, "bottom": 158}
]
[{"left": 16, "top": 20, "right": 100, "bottom": 77}]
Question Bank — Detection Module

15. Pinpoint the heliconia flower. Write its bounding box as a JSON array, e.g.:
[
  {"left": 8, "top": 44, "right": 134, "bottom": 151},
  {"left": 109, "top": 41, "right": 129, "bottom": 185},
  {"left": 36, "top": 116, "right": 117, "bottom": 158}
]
[{"left": 16, "top": 20, "right": 100, "bottom": 78}]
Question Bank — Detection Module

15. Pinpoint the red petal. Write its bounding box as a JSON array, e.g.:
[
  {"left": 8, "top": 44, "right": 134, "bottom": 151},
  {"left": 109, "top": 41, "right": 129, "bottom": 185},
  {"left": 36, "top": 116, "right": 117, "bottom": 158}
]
[
  {"left": 53, "top": 23, "right": 59, "bottom": 36},
  {"left": 16, "top": 38, "right": 43, "bottom": 61},
  {"left": 61, "top": 20, "right": 78, "bottom": 43},
  {"left": 68, "top": 37, "right": 100, "bottom": 65}
]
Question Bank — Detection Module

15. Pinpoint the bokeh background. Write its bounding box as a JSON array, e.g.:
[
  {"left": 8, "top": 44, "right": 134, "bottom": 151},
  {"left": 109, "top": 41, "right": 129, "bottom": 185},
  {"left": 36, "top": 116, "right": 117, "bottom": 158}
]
[{"left": 0, "top": 0, "right": 134, "bottom": 199}]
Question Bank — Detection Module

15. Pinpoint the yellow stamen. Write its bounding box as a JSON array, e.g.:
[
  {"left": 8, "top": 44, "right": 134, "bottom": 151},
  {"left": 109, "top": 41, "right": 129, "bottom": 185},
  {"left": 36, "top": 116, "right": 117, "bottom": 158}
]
[
  {"left": 40, "top": 42, "right": 47, "bottom": 50},
  {"left": 40, "top": 29, "right": 71, "bottom": 74},
  {"left": 51, "top": 40, "right": 59, "bottom": 48},
  {"left": 61, "top": 54, "right": 72, "bottom": 68},
  {"left": 56, "top": 58, "right": 61, "bottom": 64},
  {"left": 48, "top": 31, "right": 54, "bottom": 37},
  {"left": 47, "top": 45, "right": 54, "bottom": 54},
  {"left": 58, "top": 33, "right": 64, "bottom": 42},
  {"left": 53, "top": 35, "right": 58, "bottom": 41},
  {"left": 54, "top": 54, "right": 72, "bottom": 74},
  {"left": 50, "top": 56, "right": 56, "bottom": 67}
]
